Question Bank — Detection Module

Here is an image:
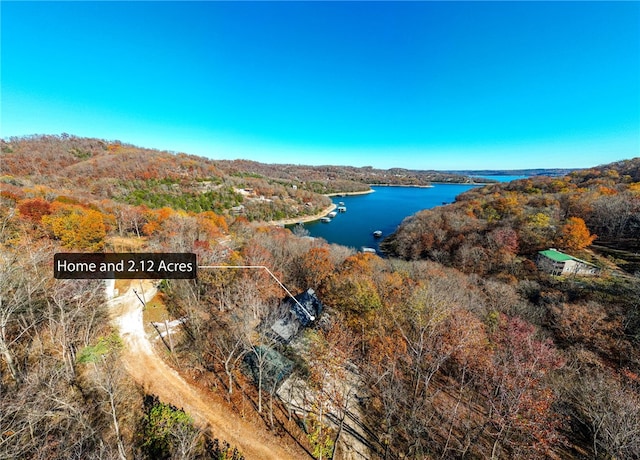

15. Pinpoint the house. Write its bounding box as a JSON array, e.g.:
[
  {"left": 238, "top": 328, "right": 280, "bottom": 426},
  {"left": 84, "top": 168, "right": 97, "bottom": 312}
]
[
  {"left": 537, "top": 249, "right": 599, "bottom": 276},
  {"left": 270, "top": 288, "right": 323, "bottom": 343},
  {"left": 230, "top": 205, "right": 245, "bottom": 215}
]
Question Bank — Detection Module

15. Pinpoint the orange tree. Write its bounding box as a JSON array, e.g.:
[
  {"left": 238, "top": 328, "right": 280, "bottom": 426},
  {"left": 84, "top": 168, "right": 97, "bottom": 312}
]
[
  {"left": 559, "top": 216, "right": 596, "bottom": 251},
  {"left": 42, "top": 202, "right": 107, "bottom": 251}
]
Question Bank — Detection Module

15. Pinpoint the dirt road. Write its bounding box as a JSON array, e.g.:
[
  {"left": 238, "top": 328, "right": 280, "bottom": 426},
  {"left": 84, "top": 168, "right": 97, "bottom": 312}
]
[{"left": 108, "top": 281, "right": 307, "bottom": 460}]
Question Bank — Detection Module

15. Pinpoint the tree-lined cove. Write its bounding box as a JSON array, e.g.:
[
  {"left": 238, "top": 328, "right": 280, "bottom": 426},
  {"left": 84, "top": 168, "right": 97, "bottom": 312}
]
[
  {"left": 304, "top": 176, "right": 523, "bottom": 252},
  {"left": 302, "top": 185, "right": 479, "bottom": 252}
]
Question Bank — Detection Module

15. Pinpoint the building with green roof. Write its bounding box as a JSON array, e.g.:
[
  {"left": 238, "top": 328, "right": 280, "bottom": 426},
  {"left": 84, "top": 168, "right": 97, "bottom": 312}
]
[{"left": 537, "top": 249, "right": 599, "bottom": 276}]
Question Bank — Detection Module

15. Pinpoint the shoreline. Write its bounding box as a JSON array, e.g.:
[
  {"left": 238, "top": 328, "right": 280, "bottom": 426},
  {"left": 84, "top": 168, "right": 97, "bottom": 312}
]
[
  {"left": 369, "top": 183, "right": 434, "bottom": 188},
  {"left": 262, "top": 182, "right": 488, "bottom": 227},
  {"left": 267, "top": 189, "right": 375, "bottom": 226},
  {"left": 264, "top": 203, "right": 338, "bottom": 227},
  {"left": 325, "top": 189, "right": 375, "bottom": 197},
  {"left": 370, "top": 182, "right": 493, "bottom": 187}
]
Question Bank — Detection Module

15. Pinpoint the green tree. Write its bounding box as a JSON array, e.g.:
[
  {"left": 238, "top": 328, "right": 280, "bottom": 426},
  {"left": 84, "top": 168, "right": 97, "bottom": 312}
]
[{"left": 140, "top": 395, "right": 200, "bottom": 459}]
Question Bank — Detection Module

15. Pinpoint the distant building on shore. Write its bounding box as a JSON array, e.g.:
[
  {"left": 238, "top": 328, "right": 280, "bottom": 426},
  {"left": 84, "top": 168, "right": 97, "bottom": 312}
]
[
  {"left": 230, "top": 205, "right": 245, "bottom": 215},
  {"left": 537, "top": 249, "right": 600, "bottom": 276}
]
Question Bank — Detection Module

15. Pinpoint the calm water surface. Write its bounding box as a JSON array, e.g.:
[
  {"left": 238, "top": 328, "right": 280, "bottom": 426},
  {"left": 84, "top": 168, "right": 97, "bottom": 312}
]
[
  {"left": 300, "top": 185, "right": 478, "bottom": 252},
  {"left": 300, "top": 175, "right": 531, "bottom": 252}
]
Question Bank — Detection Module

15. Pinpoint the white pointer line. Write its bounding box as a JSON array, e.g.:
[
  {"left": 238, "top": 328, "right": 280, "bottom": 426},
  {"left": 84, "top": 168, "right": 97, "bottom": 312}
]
[{"left": 197, "top": 265, "right": 315, "bottom": 321}]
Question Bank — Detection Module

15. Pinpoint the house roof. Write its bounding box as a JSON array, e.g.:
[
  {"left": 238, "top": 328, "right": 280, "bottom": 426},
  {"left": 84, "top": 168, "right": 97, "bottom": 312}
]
[
  {"left": 289, "top": 288, "right": 323, "bottom": 327},
  {"left": 539, "top": 249, "right": 574, "bottom": 262},
  {"left": 270, "top": 288, "right": 323, "bottom": 343},
  {"left": 539, "top": 249, "right": 597, "bottom": 268}
]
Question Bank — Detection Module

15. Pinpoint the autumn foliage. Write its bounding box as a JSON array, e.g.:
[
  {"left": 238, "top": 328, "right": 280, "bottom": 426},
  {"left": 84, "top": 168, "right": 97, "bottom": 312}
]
[
  {"left": 384, "top": 162, "right": 640, "bottom": 276},
  {"left": 17, "top": 197, "right": 52, "bottom": 222},
  {"left": 2, "top": 136, "right": 639, "bottom": 459},
  {"left": 298, "top": 246, "right": 333, "bottom": 289},
  {"left": 560, "top": 216, "right": 596, "bottom": 250},
  {"left": 40, "top": 202, "right": 106, "bottom": 251}
]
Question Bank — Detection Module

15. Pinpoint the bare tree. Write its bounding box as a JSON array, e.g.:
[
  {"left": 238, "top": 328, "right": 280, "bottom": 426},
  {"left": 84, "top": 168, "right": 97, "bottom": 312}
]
[
  {"left": 78, "top": 333, "right": 141, "bottom": 460},
  {"left": 46, "top": 279, "right": 106, "bottom": 380},
  {"left": 207, "top": 320, "right": 249, "bottom": 398},
  {"left": 0, "top": 241, "right": 50, "bottom": 385},
  {"left": 570, "top": 369, "right": 640, "bottom": 459}
]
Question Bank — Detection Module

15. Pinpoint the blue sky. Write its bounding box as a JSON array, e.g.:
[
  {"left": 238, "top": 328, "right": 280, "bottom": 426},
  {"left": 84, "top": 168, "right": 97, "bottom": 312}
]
[{"left": 2, "top": 1, "right": 638, "bottom": 170}]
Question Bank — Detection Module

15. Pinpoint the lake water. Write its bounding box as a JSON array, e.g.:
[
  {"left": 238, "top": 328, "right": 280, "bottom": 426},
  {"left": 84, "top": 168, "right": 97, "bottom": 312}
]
[
  {"left": 300, "top": 185, "right": 477, "bottom": 252},
  {"left": 299, "top": 176, "right": 529, "bottom": 252}
]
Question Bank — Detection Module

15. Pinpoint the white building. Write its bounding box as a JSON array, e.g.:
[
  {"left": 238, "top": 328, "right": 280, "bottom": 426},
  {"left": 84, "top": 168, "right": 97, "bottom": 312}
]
[{"left": 537, "top": 249, "right": 599, "bottom": 276}]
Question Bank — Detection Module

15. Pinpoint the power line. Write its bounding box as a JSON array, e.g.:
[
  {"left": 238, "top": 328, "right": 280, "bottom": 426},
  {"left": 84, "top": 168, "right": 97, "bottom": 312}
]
[{"left": 197, "top": 265, "right": 315, "bottom": 321}]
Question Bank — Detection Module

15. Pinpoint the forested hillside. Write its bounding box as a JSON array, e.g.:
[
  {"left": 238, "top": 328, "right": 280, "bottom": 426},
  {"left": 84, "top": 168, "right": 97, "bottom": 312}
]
[
  {"left": 1, "top": 137, "right": 639, "bottom": 459},
  {"left": 1, "top": 135, "right": 480, "bottom": 223},
  {"left": 381, "top": 158, "right": 640, "bottom": 457},
  {"left": 383, "top": 158, "right": 640, "bottom": 270},
  {"left": 444, "top": 168, "right": 577, "bottom": 177},
  {"left": 1, "top": 135, "right": 333, "bottom": 223},
  {"left": 214, "top": 160, "right": 489, "bottom": 190}
]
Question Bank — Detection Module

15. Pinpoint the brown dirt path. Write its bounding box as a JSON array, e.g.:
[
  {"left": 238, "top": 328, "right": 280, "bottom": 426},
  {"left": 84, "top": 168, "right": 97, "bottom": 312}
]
[{"left": 108, "top": 281, "right": 307, "bottom": 460}]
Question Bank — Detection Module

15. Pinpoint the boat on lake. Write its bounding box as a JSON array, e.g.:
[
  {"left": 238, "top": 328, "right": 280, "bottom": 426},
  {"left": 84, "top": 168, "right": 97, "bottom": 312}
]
[
  {"left": 320, "top": 217, "right": 331, "bottom": 223},
  {"left": 373, "top": 230, "right": 382, "bottom": 238},
  {"left": 327, "top": 211, "right": 337, "bottom": 218},
  {"left": 361, "top": 247, "right": 376, "bottom": 254},
  {"left": 337, "top": 206, "right": 347, "bottom": 212}
]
